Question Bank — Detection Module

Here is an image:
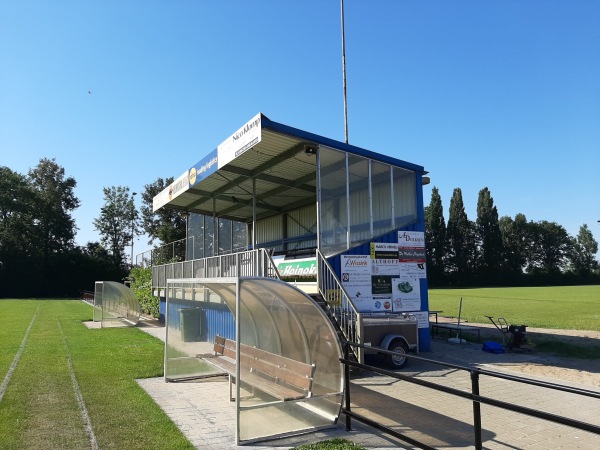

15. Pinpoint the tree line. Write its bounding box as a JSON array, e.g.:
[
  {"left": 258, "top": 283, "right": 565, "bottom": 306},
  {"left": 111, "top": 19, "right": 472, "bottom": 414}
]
[
  {"left": 425, "top": 186, "right": 599, "bottom": 287},
  {"left": 0, "top": 159, "right": 183, "bottom": 298},
  {"left": 2, "top": 158, "right": 597, "bottom": 297}
]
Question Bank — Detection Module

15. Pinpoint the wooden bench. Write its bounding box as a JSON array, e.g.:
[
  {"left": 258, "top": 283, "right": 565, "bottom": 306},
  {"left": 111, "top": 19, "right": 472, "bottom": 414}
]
[
  {"left": 202, "top": 336, "right": 316, "bottom": 403},
  {"left": 430, "top": 323, "right": 481, "bottom": 342}
]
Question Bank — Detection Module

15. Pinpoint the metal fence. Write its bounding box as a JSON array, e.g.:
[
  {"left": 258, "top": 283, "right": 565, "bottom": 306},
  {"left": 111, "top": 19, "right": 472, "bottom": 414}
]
[
  {"left": 136, "top": 238, "right": 188, "bottom": 268},
  {"left": 341, "top": 341, "right": 600, "bottom": 450},
  {"left": 152, "top": 248, "right": 280, "bottom": 290}
]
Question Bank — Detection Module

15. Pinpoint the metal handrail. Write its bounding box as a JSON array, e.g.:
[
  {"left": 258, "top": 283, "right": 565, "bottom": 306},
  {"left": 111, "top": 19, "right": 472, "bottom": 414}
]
[
  {"left": 152, "top": 248, "right": 280, "bottom": 289},
  {"left": 136, "top": 237, "right": 188, "bottom": 268},
  {"left": 316, "top": 249, "right": 362, "bottom": 361},
  {"left": 342, "top": 341, "right": 600, "bottom": 450}
]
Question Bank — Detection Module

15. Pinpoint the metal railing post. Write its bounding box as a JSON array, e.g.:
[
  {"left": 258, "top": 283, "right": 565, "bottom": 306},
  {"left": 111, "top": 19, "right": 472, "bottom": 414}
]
[
  {"left": 344, "top": 341, "right": 352, "bottom": 431},
  {"left": 471, "top": 370, "right": 483, "bottom": 450}
]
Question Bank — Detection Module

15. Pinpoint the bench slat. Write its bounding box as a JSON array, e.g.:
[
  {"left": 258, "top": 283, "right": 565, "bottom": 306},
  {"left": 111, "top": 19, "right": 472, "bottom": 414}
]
[
  {"left": 240, "top": 344, "right": 314, "bottom": 378},
  {"left": 242, "top": 373, "right": 306, "bottom": 401},
  {"left": 209, "top": 337, "right": 314, "bottom": 401}
]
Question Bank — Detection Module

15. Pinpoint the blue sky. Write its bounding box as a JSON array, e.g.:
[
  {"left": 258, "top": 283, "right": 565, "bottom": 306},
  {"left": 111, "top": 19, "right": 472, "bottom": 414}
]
[{"left": 1, "top": 1, "right": 599, "bottom": 259}]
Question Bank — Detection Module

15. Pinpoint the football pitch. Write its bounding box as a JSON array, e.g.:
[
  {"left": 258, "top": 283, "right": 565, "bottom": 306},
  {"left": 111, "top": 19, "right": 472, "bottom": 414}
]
[
  {"left": 428, "top": 285, "right": 600, "bottom": 331},
  {"left": 0, "top": 299, "right": 193, "bottom": 450}
]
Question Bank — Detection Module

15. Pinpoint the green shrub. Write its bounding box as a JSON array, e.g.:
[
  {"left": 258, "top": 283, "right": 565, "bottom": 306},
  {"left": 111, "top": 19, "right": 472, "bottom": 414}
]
[{"left": 129, "top": 266, "right": 159, "bottom": 318}]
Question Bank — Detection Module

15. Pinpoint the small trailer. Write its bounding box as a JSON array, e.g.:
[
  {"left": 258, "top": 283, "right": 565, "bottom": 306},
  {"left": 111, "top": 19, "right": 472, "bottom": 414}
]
[{"left": 361, "top": 314, "right": 419, "bottom": 368}]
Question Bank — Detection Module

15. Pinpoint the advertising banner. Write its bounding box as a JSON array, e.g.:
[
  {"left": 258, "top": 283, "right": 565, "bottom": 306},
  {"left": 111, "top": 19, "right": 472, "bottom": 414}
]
[
  {"left": 341, "top": 237, "right": 427, "bottom": 314},
  {"left": 398, "top": 231, "right": 426, "bottom": 262},
  {"left": 152, "top": 170, "right": 190, "bottom": 212},
  {"left": 370, "top": 242, "right": 399, "bottom": 275},
  {"left": 398, "top": 231, "right": 426, "bottom": 249},
  {"left": 400, "top": 262, "right": 427, "bottom": 279},
  {"left": 392, "top": 277, "right": 421, "bottom": 312},
  {"left": 341, "top": 255, "right": 373, "bottom": 311},
  {"left": 217, "top": 113, "right": 262, "bottom": 168},
  {"left": 276, "top": 257, "right": 317, "bottom": 279},
  {"left": 189, "top": 150, "right": 218, "bottom": 187}
]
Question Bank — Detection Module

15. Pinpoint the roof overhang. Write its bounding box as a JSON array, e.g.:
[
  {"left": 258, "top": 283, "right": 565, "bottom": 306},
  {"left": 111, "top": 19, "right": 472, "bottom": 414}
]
[{"left": 153, "top": 113, "right": 425, "bottom": 223}]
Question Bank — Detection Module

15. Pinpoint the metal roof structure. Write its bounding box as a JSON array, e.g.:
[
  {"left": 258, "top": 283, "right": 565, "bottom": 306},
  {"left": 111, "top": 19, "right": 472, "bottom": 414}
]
[{"left": 153, "top": 113, "right": 425, "bottom": 223}]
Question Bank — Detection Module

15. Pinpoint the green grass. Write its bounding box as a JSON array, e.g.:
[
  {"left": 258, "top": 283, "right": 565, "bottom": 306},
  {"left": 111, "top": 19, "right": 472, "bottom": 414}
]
[
  {"left": 428, "top": 286, "right": 600, "bottom": 359},
  {"left": 291, "top": 438, "right": 367, "bottom": 450},
  {"left": 428, "top": 285, "right": 600, "bottom": 331},
  {"left": 0, "top": 299, "right": 193, "bottom": 450}
]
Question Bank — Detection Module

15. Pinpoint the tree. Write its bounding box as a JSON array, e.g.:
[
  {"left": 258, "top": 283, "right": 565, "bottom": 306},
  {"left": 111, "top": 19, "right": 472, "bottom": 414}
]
[
  {"left": 499, "top": 213, "right": 529, "bottom": 274},
  {"left": 94, "top": 186, "right": 139, "bottom": 269},
  {"left": 28, "top": 158, "right": 80, "bottom": 263},
  {"left": 475, "top": 187, "right": 503, "bottom": 280},
  {"left": 0, "top": 166, "right": 37, "bottom": 256},
  {"left": 569, "top": 224, "right": 599, "bottom": 274},
  {"left": 140, "top": 177, "right": 186, "bottom": 246},
  {"left": 424, "top": 186, "right": 446, "bottom": 284},
  {"left": 527, "top": 221, "right": 573, "bottom": 273},
  {"left": 82, "top": 241, "right": 113, "bottom": 264},
  {"left": 446, "top": 188, "right": 476, "bottom": 283}
]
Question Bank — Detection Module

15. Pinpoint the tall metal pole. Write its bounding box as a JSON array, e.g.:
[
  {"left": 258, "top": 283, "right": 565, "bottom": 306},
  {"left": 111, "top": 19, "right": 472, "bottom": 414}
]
[
  {"left": 341, "top": 0, "right": 349, "bottom": 144},
  {"left": 131, "top": 192, "right": 137, "bottom": 267}
]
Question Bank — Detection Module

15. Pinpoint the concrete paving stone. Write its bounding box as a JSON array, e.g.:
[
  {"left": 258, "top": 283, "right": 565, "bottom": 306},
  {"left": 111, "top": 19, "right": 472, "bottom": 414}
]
[{"left": 136, "top": 326, "right": 599, "bottom": 449}]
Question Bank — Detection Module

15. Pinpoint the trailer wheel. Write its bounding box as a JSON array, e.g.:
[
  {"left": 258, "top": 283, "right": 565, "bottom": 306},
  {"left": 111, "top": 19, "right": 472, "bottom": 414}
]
[{"left": 387, "top": 339, "right": 409, "bottom": 369}]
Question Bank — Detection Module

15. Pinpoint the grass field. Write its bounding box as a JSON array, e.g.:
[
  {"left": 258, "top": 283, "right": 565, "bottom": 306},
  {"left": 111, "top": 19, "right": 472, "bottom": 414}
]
[
  {"left": 428, "top": 285, "right": 600, "bottom": 331},
  {"left": 1, "top": 289, "right": 598, "bottom": 449},
  {"left": 0, "top": 299, "right": 193, "bottom": 450}
]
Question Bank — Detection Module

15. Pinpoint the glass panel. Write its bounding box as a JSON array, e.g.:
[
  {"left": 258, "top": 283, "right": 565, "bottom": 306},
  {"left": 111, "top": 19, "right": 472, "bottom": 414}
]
[
  {"left": 204, "top": 216, "right": 215, "bottom": 257},
  {"left": 164, "top": 278, "right": 343, "bottom": 443},
  {"left": 164, "top": 280, "right": 234, "bottom": 381},
  {"left": 232, "top": 221, "right": 247, "bottom": 252},
  {"left": 393, "top": 168, "right": 417, "bottom": 227},
  {"left": 95, "top": 281, "right": 140, "bottom": 328},
  {"left": 187, "top": 213, "right": 204, "bottom": 260},
  {"left": 238, "top": 278, "right": 342, "bottom": 443},
  {"left": 372, "top": 161, "right": 393, "bottom": 237},
  {"left": 319, "top": 148, "right": 348, "bottom": 257},
  {"left": 93, "top": 281, "right": 103, "bottom": 322},
  {"left": 348, "top": 155, "right": 370, "bottom": 246},
  {"left": 218, "top": 218, "right": 232, "bottom": 255}
]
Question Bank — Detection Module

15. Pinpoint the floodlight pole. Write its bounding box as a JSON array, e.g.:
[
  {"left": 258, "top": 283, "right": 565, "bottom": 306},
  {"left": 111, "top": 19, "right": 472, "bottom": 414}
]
[
  {"left": 341, "top": 0, "right": 349, "bottom": 144},
  {"left": 131, "top": 192, "right": 137, "bottom": 267}
]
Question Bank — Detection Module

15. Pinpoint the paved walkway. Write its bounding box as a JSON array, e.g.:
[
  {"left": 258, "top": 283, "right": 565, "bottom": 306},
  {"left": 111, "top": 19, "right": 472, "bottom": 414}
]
[{"left": 136, "top": 324, "right": 600, "bottom": 449}]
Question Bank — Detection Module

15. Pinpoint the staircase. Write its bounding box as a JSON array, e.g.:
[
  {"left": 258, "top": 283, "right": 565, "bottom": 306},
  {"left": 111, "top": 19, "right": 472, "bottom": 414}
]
[{"left": 315, "top": 250, "right": 362, "bottom": 362}]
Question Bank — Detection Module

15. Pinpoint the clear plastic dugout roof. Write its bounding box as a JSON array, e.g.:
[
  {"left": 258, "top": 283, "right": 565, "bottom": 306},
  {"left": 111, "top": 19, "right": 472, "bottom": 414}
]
[{"left": 164, "top": 277, "right": 344, "bottom": 444}]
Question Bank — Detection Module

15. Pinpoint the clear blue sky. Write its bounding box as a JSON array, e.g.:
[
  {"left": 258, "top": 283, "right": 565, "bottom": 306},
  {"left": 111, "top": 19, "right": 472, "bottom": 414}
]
[{"left": 2, "top": 1, "right": 599, "bottom": 259}]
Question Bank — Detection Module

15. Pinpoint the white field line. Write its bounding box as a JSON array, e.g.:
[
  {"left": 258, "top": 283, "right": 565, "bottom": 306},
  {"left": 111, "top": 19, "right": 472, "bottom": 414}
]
[
  {"left": 57, "top": 320, "right": 99, "bottom": 450},
  {"left": 0, "top": 306, "right": 40, "bottom": 403}
]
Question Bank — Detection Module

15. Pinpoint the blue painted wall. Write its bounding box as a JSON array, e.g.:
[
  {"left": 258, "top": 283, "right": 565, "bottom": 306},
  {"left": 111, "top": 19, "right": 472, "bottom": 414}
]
[{"left": 161, "top": 298, "right": 235, "bottom": 342}]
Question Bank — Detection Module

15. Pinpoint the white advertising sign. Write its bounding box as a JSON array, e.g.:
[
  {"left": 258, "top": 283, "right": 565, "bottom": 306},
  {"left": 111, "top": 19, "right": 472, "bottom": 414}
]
[
  {"left": 392, "top": 277, "right": 421, "bottom": 312},
  {"left": 152, "top": 170, "right": 190, "bottom": 212},
  {"left": 217, "top": 113, "right": 262, "bottom": 168},
  {"left": 341, "top": 256, "right": 373, "bottom": 311},
  {"left": 412, "top": 311, "right": 430, "bottom": 329},
  {"left": 400, "top": 262, "right": 427, "bottom": 279},
  {"left": 398, "top": 231, "right": 426, "bottom": 248},
  {"left": 370, "top": 242, "right": 399, "bottom": 275}
]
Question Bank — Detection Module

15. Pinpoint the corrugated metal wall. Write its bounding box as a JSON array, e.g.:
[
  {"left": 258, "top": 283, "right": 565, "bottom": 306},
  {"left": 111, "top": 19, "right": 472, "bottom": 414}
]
[{"left": 256, "top": 215, "right": 282, "bottom": 245}]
